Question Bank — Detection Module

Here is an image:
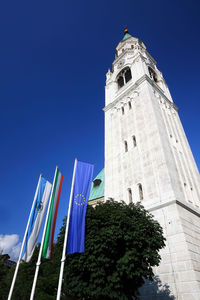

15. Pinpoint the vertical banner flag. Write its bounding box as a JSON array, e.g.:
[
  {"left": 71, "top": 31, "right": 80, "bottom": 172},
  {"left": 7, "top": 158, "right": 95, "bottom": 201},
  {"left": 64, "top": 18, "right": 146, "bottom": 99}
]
[
  {"left": 22, "top": 177, "right": 52, "bottom": 262},
  {"left": 67, "top": 160, "right": 94, "bottom": 254},
  {"left": 42, "top": 168, "right": 63, "bottom": 259}
]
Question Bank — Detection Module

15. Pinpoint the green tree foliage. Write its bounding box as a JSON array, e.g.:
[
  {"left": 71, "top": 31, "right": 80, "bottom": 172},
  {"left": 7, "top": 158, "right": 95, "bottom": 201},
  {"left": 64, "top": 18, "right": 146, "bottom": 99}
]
[
  {"left": 0, "top": 255, "right": 11, "bottom": 299},
  {"left": 62, "top": 200, "right": 165, "bottom": 299},
  {"left": 3, "top": 200, "right": 165, "bottom": 300}
]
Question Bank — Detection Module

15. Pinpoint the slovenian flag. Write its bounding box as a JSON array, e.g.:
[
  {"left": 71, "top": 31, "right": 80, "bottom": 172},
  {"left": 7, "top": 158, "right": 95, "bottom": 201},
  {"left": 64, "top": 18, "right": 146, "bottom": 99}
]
[
  {"left": 22, "top": 177, "right": 52, "bottom": 262},
  {"left": 42, "top": 168, "right": 63, "bottom": 259}
]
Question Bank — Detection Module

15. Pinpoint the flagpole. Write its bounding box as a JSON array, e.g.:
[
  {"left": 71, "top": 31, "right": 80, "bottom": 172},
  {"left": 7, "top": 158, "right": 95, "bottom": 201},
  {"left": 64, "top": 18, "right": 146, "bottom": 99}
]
[
  {"left": 7, "top": 174, "right": 42, "bottom": 300},
  {"left": 56, "top": 158, "right": 77, "bottom": 300},
  {"left": 30, "top": 167, "right": 57, "bottom": 300}
]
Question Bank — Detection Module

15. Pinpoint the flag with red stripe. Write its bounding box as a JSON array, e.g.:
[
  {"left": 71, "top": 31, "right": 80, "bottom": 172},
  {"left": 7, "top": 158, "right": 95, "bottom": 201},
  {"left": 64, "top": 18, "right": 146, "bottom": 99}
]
[{"left": 42, "top": 168, "right": 63, "bottom": 259}]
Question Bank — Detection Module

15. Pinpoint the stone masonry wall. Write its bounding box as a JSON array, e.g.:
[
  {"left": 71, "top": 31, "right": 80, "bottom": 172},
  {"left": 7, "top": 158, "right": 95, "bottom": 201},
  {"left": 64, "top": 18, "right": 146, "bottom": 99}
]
[{"left": 140, "top": 201, "right": 200, "bottom": 300}]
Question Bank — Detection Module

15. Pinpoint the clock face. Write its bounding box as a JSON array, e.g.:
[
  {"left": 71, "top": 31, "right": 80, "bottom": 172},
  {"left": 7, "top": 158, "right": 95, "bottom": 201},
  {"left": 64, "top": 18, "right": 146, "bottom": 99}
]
[{"left": 117, "top": 59, "right": 125, "bottom": 69}]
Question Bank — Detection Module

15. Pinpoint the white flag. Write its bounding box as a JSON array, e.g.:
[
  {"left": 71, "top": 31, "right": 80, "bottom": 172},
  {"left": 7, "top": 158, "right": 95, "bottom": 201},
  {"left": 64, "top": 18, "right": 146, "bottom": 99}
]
[{"left": 22, "top": 177, "right": 52, "bottom": 262}]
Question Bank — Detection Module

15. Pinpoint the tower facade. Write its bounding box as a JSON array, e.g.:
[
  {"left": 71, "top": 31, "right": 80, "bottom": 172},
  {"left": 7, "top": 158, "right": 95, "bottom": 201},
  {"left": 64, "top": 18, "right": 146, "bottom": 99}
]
[{"left": 104, "top": 29, "right": 200, "bottom": 299}]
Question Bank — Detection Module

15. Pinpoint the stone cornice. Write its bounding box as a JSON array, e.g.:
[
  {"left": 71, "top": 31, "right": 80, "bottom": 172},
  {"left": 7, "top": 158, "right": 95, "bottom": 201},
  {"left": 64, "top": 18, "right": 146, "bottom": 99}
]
[
  {"left": 148, "top": 199, "right": 200, "bottom": 218},
  {"left": 103, "top": 74, "right": 177, "bottom": 112},
  {"left": 103, "top": 80, "right": 139, "bottom": 112}
]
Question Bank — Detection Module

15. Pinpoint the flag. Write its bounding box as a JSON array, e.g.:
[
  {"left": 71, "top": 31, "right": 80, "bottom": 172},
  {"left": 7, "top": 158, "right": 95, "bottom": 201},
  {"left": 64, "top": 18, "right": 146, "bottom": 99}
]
[
  {"left": 22, "top": 177, "right": 52, "bottom": 262},
  {"left": 42, "top": 168, "right": 63, "bottom": 259},
  {"left": 67, "top": 160, "right": 94, "bottom": 254}
]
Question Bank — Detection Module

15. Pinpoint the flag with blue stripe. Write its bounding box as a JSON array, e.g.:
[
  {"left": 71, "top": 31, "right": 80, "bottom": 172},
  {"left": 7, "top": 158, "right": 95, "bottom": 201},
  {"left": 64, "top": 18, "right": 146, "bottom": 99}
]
[
  {"left": 22, "top": 177, "right": 52, "bottom": 262},
  {"left": 67, "top": 160, "right": 94, "bottom": 254}
]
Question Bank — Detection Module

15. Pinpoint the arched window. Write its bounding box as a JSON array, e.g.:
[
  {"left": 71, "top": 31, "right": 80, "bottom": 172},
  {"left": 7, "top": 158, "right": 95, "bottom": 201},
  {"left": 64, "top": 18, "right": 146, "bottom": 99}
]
[
  {"left": 124, "top": 141, "right": 128, "bottom": 152},
  {"left": 148, "top": 67, "right": 158, "bottom": 83},
  {"left": 128, "top": 188, "right": 132, "bottom": 203},
  {"left": 118, "top": 76, "right": 124, "bottom": 88},
  {"left": 116, "top": 67, "right": 132, "bottom": 90},
  {"left": 122, "top": 107, "right": 124, "bottom": 115},
  {"left": 133, "top": 135, "right": 137, "bottom": 147},
  {"left": 125, "top": 68, "right": 132, "bottom": 83},
  {"left": 128, "top": 101, "right": 132, "bottom": 109},
  {"left": 138, "top": 183, "right": 143, "bottom": 201}
]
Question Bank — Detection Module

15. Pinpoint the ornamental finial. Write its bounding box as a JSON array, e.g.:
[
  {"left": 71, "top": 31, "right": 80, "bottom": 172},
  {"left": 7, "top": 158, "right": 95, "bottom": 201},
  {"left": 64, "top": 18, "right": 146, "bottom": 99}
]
[{"left": 124, "top": 26, "right": 129, "bottom": 35}]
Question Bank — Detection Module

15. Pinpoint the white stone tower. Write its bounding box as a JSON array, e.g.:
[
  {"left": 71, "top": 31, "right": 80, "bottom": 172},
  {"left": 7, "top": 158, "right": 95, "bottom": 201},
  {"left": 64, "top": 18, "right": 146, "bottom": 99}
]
[{"left": 104, "top": 28, "right": 200, "bottom": 299}]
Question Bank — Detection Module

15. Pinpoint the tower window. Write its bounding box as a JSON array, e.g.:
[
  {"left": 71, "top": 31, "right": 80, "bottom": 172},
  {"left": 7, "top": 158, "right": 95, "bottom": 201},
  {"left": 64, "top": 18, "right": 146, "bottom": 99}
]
[
  {"left": 138, "top": 183, "right": 143, "bottom": 200},
  {"left": 93, "top": 179, "right": 102, "bottom": 187},
  {"left": 118, "top": 76, "right": 124, "bottom": 88},
  {"left": 133, "top": 135, "right": 137, "bottom": 147},
  {"left": 148, "top": 67, "right": 158, "bottom": 83},
  {"left": 125, "top": 68, "right": 132, "bottom": 83},
  {"left": 129, "top": 101, "right": 132, "bottom": 109},
  {"left": 116, "top": 67, "right": 132, "bottom": 90},
  {"left": 122, "top": 107, "right": 124, "bottom": 115},
  {"left": 128, "top": 188, "right": 132, "bottom": 203},
  {"left": 122, "top": 48, "right": 125, "bottom": 52},
  {"left": 124, "top": 141, "right": 128, "bottom": 152}
]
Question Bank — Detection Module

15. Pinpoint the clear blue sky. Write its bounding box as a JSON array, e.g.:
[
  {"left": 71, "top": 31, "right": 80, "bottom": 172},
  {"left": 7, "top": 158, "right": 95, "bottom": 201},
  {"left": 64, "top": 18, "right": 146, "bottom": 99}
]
[{"left": 0, "top": 0, "right": 200, "bottom": 259}]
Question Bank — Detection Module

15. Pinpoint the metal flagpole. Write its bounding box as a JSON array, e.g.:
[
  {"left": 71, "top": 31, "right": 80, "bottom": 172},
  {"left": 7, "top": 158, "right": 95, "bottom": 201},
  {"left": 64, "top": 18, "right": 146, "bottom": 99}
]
[
  {"left": 30, "top": 167, "right": 57, "bottom": 300},
  {"left": 56, "top": 158, "right": 77, "bottom": 300},
  {"left": 7, "top": 174, "right": 42, "bottom": 300}
]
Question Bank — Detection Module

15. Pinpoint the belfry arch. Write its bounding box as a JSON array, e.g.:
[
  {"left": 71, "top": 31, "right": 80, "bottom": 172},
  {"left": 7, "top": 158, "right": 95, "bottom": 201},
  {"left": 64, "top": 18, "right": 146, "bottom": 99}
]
[{"left": 116, "top": 67, "right": 132, "bottom": 89}]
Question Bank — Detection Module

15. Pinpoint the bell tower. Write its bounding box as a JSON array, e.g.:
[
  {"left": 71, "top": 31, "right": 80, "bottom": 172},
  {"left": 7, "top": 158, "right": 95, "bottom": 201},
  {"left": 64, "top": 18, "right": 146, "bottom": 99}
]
[{"left": 104, "top": 28, "right": 200, "bottom": 298}]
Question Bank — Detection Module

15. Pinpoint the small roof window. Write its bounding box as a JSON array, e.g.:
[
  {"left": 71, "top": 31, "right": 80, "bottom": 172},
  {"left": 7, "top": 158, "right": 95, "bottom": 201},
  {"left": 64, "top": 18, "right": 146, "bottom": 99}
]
[{"left": 93, "top": 179, "right": 102, "bottom": 187}]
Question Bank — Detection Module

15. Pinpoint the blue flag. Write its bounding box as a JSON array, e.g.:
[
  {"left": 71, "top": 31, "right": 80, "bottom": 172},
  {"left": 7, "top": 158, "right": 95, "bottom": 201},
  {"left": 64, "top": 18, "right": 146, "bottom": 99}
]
[{"left": 67, "top": 160, "right": 94, "bottom": 254}]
